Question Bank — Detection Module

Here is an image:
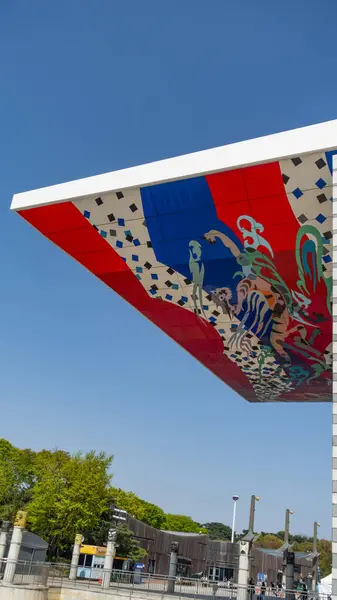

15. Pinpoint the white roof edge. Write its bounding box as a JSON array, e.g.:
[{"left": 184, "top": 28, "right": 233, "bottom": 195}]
[{"left": 11, "top": 119, "right": 337, "bottom": 211}]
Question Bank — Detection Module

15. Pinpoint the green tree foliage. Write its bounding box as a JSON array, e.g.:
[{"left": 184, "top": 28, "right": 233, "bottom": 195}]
[
  {"left": 116, "top": 525, "right": 147, "bottom": 561},
  {"left": 0, "top": 439, "right": 36, "bottom": 521},
  {"left": 85, "top": 520, "right": 147, "bottom": 561},
  {"left": 162, "top": 514, "right": 207, "bottom": 534},
  {"left": 28, "top": 449, "right": 113, "bottom": 550},
  {"left": 202, "top": 522, "right": 232, "bottom": 541},
  {"left": 255, "top": 533, "right": 283, "bottom": 550},
  {"left": 111, "top": 488, "right": 166, "bottom": 529}
]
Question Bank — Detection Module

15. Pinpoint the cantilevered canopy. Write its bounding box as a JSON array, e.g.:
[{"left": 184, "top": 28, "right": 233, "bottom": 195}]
[{"left": 11, "top": 121, "right": 337, "bottom": 402}]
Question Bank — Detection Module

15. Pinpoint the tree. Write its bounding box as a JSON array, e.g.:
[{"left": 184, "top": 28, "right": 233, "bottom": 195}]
[
  {"left": 85, "top": 520, "right": 147, "bottom": 561},
  {"left": 162, "top": 514, "right": 207, "bottom": 534},
  {"left": 0, "top": 438, "right": 36, "bottom": 521},
  {"left": 111, "top": 488, "right": 166, "bottom": 529},
  {"left": 116, "top": 525, "right": 147, "bottom": 561},
  {"left": 28, "top": 449, "right": 113, "bottom": 553},
  {"left": 255, "top": 534, "right": 283, "bottom": 550},
  {"left": 201, "top": 522, "right": 232, "bottom": 541}
]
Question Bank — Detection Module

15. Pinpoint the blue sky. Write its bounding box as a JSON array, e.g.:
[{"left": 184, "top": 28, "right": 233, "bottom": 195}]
[{"left": 0, "top": 0, "right": 336, "bottom": 539}]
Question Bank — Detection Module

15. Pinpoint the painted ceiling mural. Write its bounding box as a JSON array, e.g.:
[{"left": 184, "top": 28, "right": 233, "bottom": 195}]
[{"left": 19, "top": 150, "right": 337, "bottom": 402}]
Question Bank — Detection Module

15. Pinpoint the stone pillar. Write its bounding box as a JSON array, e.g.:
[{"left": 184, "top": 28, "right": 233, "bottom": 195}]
[
  {"left": 69, "top": 533, "right": 83, "bottom": 581},
  {"left": 285, "top": 552, "right": 295, "bottom": 600},
  {"left": 333, "top": 153, "right": 337, "bottom": 600},
  {"left": 0, "top": 521, "right": 10, "bottom": 560},
  {"left": 3, "top": 511, "right": 27, "bottom": 583},
  {"left": 238, "top": 541, "right": 249, "bottom": 600},
  {"left": 167, "top": 541, "right": 179, "bottom": 594},
  {"left": 102, "top": 529, "right": 116, "bottom": 589}
]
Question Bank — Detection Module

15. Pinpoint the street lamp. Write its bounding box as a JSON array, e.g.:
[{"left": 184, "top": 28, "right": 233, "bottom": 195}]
[{"left": 231, "top": 495, "right": 239, "bottom": 543}]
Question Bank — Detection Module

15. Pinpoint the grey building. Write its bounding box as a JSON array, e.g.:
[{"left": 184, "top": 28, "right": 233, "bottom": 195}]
[{"left": 5, "top": 530, "right": 48, "bottom": 563}]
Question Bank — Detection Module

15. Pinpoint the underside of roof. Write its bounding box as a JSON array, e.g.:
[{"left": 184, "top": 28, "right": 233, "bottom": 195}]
[{"left": 12, "top": 121, "right": 337, "bottom": 403}]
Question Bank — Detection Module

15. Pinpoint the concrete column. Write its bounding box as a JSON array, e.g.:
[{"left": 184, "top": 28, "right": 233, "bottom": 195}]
[
  {"left": 333, "top": 154, "right": 337, "bottom": 600},
  {"left": 69, "top": 533, "right": 83, "bottom": 581},
  {"left": 238, "top": 541, "right": 249, "bottom": 600},
  {"left": 312, "top": 521, "right": 320, "bottom": 592},
  {"left": 167, "top": 541, "right": 179, "bottom": 594},
  {"left": 3, "top": 526, "right": 23, "bottom": 582},
  {"left": 0, "top": 521, "right": 10, "bottom": 560},
  {"left": 102, "top": 529, "right": 116, "bottom": 589},
  {"left": 285, "top": 552, "right": 294, "bottom": 600}
]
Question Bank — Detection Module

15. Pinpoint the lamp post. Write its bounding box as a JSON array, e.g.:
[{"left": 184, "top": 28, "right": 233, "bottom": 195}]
[{"left": 231, "top": 495, "right": 239, "bottom": 543}]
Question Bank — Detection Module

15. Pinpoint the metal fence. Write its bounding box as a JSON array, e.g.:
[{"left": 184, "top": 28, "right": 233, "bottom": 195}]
[
  {"left": 0, "top": 557, "right": 49, "bottom": 586},
  {"left": 46, "top": 563, "right": 332, "bottom": 600},
  {"left": 0, "top": 559, "right": 332, "bottom": 600}
]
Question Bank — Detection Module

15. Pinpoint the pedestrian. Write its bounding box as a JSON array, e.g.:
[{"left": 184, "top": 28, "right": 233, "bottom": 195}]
[
  {"left": 248, "top": 577, "right": 254, "bottom": 600},
  {"left": 260, "top": 581, "right": 266, "bottom": 600}
]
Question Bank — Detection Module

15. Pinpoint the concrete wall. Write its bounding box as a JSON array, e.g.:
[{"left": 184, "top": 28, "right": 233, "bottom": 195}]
[
  {"left": 48, "top": 589, "right": 147, "bottom": 600},
  {"left": 0, "top": 584, "right": 47, "bottom": 600}
]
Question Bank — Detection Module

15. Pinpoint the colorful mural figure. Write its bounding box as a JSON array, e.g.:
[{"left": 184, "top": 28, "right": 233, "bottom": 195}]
[{"left": 18, "top": 149, "right": 336, "bottom": 402}]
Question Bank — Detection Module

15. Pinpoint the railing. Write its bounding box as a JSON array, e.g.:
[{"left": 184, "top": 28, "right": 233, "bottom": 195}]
[
  {"left": 0, "top": 558, "right": 331, "bottom": 600},
  {"left": 0, "top": 557, "right": 49, "bottom": 586},
  {"left": 46, "top": 564, "right": 332, "bottom": 600}
]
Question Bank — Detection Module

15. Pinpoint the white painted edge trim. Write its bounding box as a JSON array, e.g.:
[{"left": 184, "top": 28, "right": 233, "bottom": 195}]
[{"left": 11, "top": 118, "right": 337, "bottom": 212}]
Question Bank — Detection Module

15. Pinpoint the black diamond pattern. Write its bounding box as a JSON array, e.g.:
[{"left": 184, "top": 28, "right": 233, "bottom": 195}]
[
  {"left": 291, "top": 157, "right": 302, "bottom": 166},
  {"left": 298, "top": 214, "right": 308, "bottom": 224},
  {"left": 184, "top": 278, "right": 192, "bottom": 285},
  {"left": 323, "top": 231, "right": 332, "bottom": 240},
  {"left": 125, "top": 234, "right": 133, "bottom": 242},
  {"left": 282, "top": 174, "right": 290, "bottom": 185},
  {"left": 167, "top": 268, "right": 175, "bottom": 275},
  {"left": 129, "top": 203, "right": 138, "bottom": 213},
  {"left": 147, "top": 241, "right": 152, "bottom": 248},
  {"left": 317, "top": 193, "right": 328, "bottom": 203},
  {"left": 165, "top": 280, "right": 172, "bottom": 287},
  {"left": 108, "top": 213, "right": 115, "bottom": 222},
  {"left": 144, "top": 262, "right": 152, "bottom": 270},
  {"left": 116, "top": 191, "right": 124, "bottom": 199},
  {"left": 95, "top": 197, "right": 103, "bottom": 206},
  {"left": 315, "top": 158, "right": 326, "bottom": 169},
  {"left": 109, "top": 229, "right": 117, "bottom": 237}
]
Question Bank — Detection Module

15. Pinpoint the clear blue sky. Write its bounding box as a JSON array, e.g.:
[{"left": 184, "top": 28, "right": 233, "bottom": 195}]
[{"left": 0, "top": 0, "right": 335, "bottom": 539}]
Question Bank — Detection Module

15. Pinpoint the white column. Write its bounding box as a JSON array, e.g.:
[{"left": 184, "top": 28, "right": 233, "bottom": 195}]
[
  {"left": 102, "top": 532, "right": 116, "bottom": 589},
  {"left": 0, "top": 521, "right": 10, "bottom": 560},
  {"left": 69, "top": 534, "right": 83, "bottom": 581},
  {"left": 332, "top": 154, "right": 337, "bottom": 600},
  {"left": 3, "top": 526, "right": 23, "bottom": 583},
  {"left": 238, "top": 541, "right": 249, "bottom": 600}
]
